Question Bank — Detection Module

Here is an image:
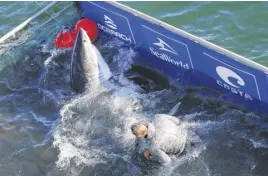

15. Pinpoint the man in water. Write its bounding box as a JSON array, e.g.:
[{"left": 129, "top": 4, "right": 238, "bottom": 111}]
[{"left": 131, "top": 114, "right": 188, "bottom": 166}]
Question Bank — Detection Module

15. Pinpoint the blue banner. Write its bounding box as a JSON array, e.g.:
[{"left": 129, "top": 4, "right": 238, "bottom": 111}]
[{"left": 79, "top": 1, "right": 268, "bottom": 114}]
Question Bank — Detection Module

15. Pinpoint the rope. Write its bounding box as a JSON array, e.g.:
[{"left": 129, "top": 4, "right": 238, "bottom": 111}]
[
  {"left": 34, "top": 2, "right": 63, "bottom": 28},
  {"left": 35, "top": 2, "right": 75, "bottom": 30},
  {"left": 0, "top": 1, "right": 58, "bottom": 44}
]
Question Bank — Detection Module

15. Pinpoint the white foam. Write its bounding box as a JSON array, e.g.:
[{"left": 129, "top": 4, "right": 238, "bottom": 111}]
[
  {"left": 52, "top": 38, "right": 228, "bottom": 174},
  {"left": 52, "top": 42, "right": 143, "bottom": 169},
  {"left": 53, "top": 85, "right": 144, "bottom": 169},
  {"left": 250, "top": 139, "right": 268, "bottom": 148}
]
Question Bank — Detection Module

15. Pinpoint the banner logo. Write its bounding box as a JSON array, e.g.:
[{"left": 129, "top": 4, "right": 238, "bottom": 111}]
[
  {"left": 104, "top": 15, "right": 117, "bottom": 30},
  {"left": 153, "top": 38, "right": 178, "bottom": 56},
  {"left": 216, "top": 66, "right": 245, "bottom": 88}
]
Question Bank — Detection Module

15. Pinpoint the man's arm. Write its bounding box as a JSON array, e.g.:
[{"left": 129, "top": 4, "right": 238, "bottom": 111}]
[
  {"left": 150, "top": 147, "right": 172, "bottom": 166},
  {"left": 135, "top": 138, "right": 151, "bottom": 155}
]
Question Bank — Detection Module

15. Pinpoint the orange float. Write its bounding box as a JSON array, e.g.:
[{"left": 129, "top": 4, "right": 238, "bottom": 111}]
[
  {"left": 73, "top": 18, "right": 98, "bottom": 42},
  {"left": 54, "top": 18, "right": 98, "bottom": 48}
]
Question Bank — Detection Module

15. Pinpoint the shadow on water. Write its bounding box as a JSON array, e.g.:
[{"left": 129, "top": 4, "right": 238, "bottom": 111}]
[{"left": 0, "top": 33, "right": 268, "bottom": 176}]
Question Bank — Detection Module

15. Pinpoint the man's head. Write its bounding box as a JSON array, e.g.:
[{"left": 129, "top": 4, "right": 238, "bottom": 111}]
[{"left": 131, "top": 121, "right": 148, "bottom": 138}]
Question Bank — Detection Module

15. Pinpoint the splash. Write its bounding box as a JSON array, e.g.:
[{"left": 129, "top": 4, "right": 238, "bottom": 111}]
[
  {"left": 51, "top": 36, "right": 268, "bottom": 176},
  {"left": 52, "top": 40, "right": 145, "bottom": 175}
]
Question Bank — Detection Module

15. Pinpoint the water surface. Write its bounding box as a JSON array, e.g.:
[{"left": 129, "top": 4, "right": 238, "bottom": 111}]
[{"left": 0, "top": 2, "right": 268, "bottom": 176}]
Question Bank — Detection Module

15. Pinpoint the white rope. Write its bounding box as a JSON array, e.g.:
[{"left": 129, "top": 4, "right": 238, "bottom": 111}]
[
  {"left": 35, "top": 2, "right": 74, "bottom": 29},
  {"left": 35, "top": 2, "right": 62, "bottom": 26},
  {"left": 0, "top": 1, "right": 58, "bottom": 44}
]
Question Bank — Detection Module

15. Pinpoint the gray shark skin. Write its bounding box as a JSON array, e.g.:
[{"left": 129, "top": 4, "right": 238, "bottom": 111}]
[{"left": 70, "top": 28, "right": 112, "bottom": 93}]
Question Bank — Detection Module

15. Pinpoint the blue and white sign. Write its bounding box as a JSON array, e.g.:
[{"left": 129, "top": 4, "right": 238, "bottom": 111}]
[
  {"left": 201, "top": 52, "right": 260, "bottom": 101},
  {"left": 79, "top": 1, "right": 268, "bottom": 115},
  {"left": 82, "top": 2, "right": 136, "bottom": 44},
  {"left": 141, "top": 25, "right": 194, "bottom": 70}
]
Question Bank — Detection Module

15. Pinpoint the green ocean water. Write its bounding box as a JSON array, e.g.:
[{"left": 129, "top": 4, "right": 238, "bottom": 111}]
[
  {"left": 122, "top": 1, "right": 268, "bottom": 66},
  {"left": 0, "top": 2, "right": 268, "bottom": 176}
]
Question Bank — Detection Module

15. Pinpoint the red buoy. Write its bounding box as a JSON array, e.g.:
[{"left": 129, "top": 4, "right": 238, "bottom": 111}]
[
  {"left": 54, "top": 30, "right": 75, "bottom": 48},
  {"left": 73, "top": 18, "right": 98, "bottom": 41},
  {"left": 54, "top": 18, "right": 98, "bottom": 48}
]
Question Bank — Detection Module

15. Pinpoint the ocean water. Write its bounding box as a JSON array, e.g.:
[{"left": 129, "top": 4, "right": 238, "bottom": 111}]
[{"left": 0, "top": 2, "right": 268, "bottom": 176}]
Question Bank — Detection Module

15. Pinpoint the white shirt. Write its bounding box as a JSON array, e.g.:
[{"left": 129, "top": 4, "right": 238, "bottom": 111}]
[{"left": 137, "top": 114, "right": 188, "bottom": 166}]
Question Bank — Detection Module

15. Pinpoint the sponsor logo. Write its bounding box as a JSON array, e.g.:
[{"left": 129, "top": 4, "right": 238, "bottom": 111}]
[
  {"left": 97, "top": 15, "right": 132, "bottom": 43},
  {"left": 104, "top": 15, "right": 117, "bottom": 30},
  {"left": 216, "top": 66, "right": 245, "bottom": 88},
  {"left": 153, "top": 38, "right": 178, "bottom": 56},
  {"left": 150, "top": 38, "right": 189, "bottom": 69},
  {"left": 216, "top": 66, "right": 253, "bottom": 100}
]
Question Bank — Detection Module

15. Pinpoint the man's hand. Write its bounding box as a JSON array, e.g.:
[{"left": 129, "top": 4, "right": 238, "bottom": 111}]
[{"left": 144, "top": 150, "right": 151, "bottom": 160}]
